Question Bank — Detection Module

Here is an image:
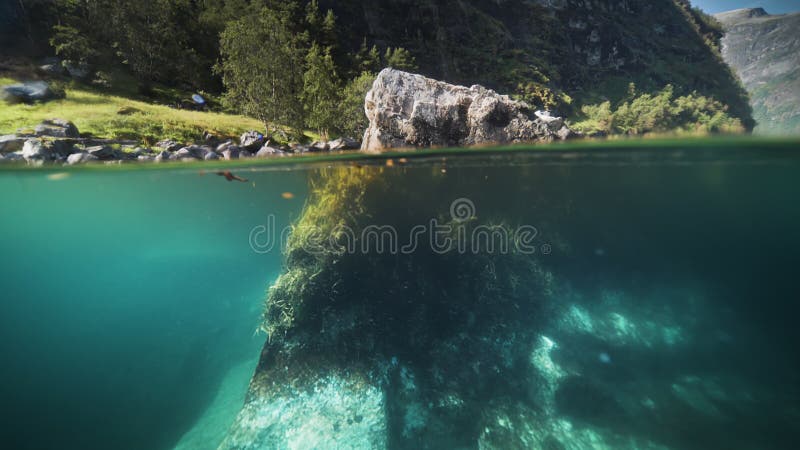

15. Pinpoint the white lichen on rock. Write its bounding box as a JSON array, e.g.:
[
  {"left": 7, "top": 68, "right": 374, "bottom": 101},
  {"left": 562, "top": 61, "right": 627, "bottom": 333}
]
[{"left": 361, "top": 69, "right": 575, "bottom": 152}]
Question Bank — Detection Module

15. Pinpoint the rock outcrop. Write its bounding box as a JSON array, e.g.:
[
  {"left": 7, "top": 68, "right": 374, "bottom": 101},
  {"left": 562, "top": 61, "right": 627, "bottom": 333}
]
[
  {"left": 361, "top": 69, "right": 574, "bottom": 152},
  {"left": 715, "top": 9, "right": 800, "bottom": 135}
]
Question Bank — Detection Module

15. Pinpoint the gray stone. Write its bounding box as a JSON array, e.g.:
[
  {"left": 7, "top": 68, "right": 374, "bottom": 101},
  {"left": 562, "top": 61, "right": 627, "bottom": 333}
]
[
  {"left": 3, "top": 153, "right": 24, "bottom": 162},
  {"left": 154, "top": 150, "right": 173, "bottom": 162},
  {"left": 328, "top": 137, "right": 360, "bottom": 151},
  {"left": 50, "top": 139, "right": 77, "bottom": 157},
  {"left": 535, "top": 110, "right": 565, "bottom": 130},
  {"left": 309, "top": 141, "right": 330, "bottom": 152},
  {"left": 240, "top": 131, "right": 267, "bottom": 150},
  {"left": 203, "top": 151, "right": 220, "bottom": 161},
  {"left": 216, "top": 140, "right": 236, "bottom": 153},
  {"left": 66, "top": 152, "right": 99, "bottom": 165},
  {"left": 202, "top": 130, "right": 219, "bottom": 142},
  {"left": 0, "top": 135, "right": 25, "bottom": 153},
  {"left": 86, "top": 145, "right": 114, "bottom": 159},
  {"left": 174, "top": 148, "right": 195, "bottom": 160},
  {"left": 557, "top": 125, "right": 579, "bottom": 140},
  {"left": 256, "top": 146, "right": 285, "bottom": 158},
  {"left": 137, "top": 155, "right": 155, "bottom": 162},
  {"left": 2, "top": 81, "right": 58, "bottom": 104},
  {"left": 22, "top": 139, "right": 49, "bottom": 160},
  {"left": 290, "top": 144, "right": 311, "bottom": 154},
  {"left": 34, "top": 119, "right": 80, "bottom": 138},
  {"left": 221, "top": 148, "right": 240, "bottom": 160},
  {"left": 361, "top": 69, "right": 574, "bottom": 152},
  {"left": 156, "top": 140, "right": 182, "bottom": 152},
  {"left": 239, "top": 150, "right": 254, "bottom": 159}
]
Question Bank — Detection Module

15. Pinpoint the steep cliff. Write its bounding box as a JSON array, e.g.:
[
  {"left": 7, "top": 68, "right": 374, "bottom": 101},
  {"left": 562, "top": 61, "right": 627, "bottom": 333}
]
[
  {"left": 716, "top": 8, "right": 800, "bottom": 135},
  {"left": 320, "top": 0, "right": 753, "bottom": 129}
]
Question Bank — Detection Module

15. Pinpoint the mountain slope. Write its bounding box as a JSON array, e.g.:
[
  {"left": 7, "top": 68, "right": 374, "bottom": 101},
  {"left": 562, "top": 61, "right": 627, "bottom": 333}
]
[
  {"left": 321, "top": 0, "right": 753, "bottom": 129},
  {"left": 715, "top": 8, "right": 800, "bottom": 135}
]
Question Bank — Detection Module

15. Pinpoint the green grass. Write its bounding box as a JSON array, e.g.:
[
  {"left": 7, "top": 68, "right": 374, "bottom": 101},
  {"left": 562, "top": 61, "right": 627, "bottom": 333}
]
[{"left": 0, "top": 76, "right": 268, "bottom": 146}]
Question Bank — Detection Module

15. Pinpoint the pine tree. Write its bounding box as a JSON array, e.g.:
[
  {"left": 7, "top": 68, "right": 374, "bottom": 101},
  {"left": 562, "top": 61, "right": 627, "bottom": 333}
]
[
  {"left": 353, "top": 38, "right": 381, "bottom": 74},
  {"left": 303, "top": 44, "right": 341, "bottom": 138},
  {"left": 384, "top": 47, "right": 417, "bottom": 71},
  {"left": 217, "top": 6, "right": 305, "bottom": 136}
]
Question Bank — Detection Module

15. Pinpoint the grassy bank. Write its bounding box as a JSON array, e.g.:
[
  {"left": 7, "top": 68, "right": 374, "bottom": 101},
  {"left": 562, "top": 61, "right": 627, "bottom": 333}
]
[{"left": 0, "top": 76, "right": 268, "bottom": 145}]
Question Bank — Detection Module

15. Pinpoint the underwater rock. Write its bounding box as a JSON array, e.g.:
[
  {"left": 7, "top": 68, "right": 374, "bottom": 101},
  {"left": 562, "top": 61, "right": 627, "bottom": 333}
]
[
  {"left": 361, "top": 69, "right": 574, "bottom": 152},
  {"left": 223, "top": 167, "right": 792, "bottom": 449},
  {"left": 219, "top": 368, "right": 387, "bottom": 449}
]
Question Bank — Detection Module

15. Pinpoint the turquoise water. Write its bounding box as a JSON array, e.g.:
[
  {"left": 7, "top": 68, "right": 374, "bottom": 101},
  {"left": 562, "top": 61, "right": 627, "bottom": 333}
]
[
  {"left": 0, "top": 167, "right": 306, "bottom": 449},
  {"left": 1, "top": 142, "right": 799, "bottom": 449}
]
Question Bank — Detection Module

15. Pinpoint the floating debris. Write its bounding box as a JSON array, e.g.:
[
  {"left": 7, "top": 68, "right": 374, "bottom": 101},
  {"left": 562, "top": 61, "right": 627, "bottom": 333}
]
[
  {"left": 216, "top": 171, "right": 248, "bottom": 182},
  {"left": 281, "top": 192, "right": 295, "bottom": 200},
  {"left": 46, "top": 172, "right": 70, "bottom": 181}
]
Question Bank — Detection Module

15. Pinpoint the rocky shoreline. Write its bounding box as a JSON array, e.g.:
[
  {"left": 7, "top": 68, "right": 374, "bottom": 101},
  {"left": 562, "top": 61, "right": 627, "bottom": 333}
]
[
  {"left": 0, "top": 119, "right": 360, "bottom": 165},
  {"left": 1, "top": 69, "right": 576, "bottom": 165}
]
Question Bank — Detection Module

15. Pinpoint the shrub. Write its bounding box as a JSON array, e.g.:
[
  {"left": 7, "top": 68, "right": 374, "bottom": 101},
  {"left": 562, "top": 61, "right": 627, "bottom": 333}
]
[
  {"left": 337, "top": 72, "right": 377, "bottom": 139},
  {"left": 573, "top": 84, "right": 744, "bottom": 135}
]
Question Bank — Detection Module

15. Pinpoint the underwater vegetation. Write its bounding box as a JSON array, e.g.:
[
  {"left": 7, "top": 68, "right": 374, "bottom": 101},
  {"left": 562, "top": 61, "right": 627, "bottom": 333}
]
[{"left": 222, "top": 149, "right": 800, "bottom": 449}]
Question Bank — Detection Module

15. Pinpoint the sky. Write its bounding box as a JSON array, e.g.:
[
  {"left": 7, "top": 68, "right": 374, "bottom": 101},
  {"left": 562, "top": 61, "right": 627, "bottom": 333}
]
[{"left": 693, "top": 0, "right": 800, "bottom": 14}]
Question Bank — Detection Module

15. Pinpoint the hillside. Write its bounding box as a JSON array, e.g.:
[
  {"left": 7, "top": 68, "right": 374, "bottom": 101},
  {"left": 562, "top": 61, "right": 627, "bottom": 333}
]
[
  {"left": 3, "top": 0, "right": 755, "bottom": 140},
  {"left": 319, "top": 0, "right": 754, "bottom": 128},
  {"left": 715, "top": 8, "right": 800, "bottom": 135}
]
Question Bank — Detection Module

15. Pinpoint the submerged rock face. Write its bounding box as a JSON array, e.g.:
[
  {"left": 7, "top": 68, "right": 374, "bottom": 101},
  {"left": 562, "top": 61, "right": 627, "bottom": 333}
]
[
  {"left": 715, "top": 9, "right": 800, "bottom": 135},
  {"left": 361, "top": 69, "right": 573, "bottom": 152},
  {"left": 222, "top": 166, "right": 799, "bottom": 449}
]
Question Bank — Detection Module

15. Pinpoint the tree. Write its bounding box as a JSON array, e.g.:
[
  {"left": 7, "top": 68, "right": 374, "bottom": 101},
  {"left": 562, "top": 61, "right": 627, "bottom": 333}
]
[
  {"left": 383, "top": 47, "right": 417, "bottom": 71},
  {"left": 338, "top": 71, "right": 377, "bottom": 138},
  {"left": 217, "top": 6, "right": 306, "bottom": 136},
  {"left": 303, "top": 44, "right": 341, "bottom": 138},
  {"left": 353, "top": 39, "right": 381, "bottom": 75}
]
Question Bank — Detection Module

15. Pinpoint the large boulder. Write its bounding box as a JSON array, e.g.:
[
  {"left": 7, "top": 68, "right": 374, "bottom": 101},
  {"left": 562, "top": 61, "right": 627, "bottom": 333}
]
[
  {"left": 1, "top": 81, "right": 59, "bottom": 104},
  {"left": 361, "top": 69, "right": 574, "bottom": 152}
]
